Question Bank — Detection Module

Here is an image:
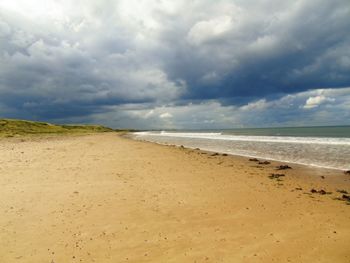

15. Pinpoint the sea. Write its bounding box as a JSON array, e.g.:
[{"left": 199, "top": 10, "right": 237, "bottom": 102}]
[{"left": 131, "top": 126, "right": 350, "bottom": 171}]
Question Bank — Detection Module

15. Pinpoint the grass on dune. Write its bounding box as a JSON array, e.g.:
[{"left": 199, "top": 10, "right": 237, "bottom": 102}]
[{"left": 0, "top": 118, "right": 115, "bottom": 137}]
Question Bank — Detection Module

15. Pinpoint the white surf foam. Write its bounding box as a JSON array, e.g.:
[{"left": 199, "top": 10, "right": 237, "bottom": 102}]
[{"left": 135, "top": 131, "right": 350, "bottom": 146}]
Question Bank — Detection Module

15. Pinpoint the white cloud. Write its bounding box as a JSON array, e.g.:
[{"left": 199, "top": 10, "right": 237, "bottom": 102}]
[
  {"left": 248, "top": 35, "right": 279, "bottom": 55},
  {"left": 78, "top": 87, "right": 350, "bottom": 129},
  {"left": 159, "top": 112, "right": 173, "bottom": 119},
  {"left": 187, "top": 16, "right": 234, "bottom": 45},
  {"left": 303, "top": 95, "right": 335, "bottom": 109},
  {"left": 240, "top": 99, "right": 270, "bottom": 111},
  {"left": 0, "top": 20, "right": 11, "bottom": 36}
]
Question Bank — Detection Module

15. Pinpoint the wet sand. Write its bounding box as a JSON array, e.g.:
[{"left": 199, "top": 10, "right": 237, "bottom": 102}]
[{"left": 0, "top": 133, "right": 349, "bottom": 262}]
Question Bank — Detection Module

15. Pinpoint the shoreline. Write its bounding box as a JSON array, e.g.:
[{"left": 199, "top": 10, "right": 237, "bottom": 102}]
[
  {"left": 1, "top": 133, "right": 349, "bottom": 262},
  {"left": 125, "top": 134, "right": 350, "bottom": 188},
  {"left": 128, "top": 134, "right": 350, "bottom": 172}
]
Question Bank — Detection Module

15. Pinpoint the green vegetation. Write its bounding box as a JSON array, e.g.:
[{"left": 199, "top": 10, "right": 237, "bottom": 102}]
[{"left": 0, "top": 118, "right": 115, "bottom": 137}]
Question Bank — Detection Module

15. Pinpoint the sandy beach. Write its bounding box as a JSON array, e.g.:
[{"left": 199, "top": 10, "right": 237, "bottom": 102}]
[{"left": 0, "top": 132, "right": 349, "bottom": 263}]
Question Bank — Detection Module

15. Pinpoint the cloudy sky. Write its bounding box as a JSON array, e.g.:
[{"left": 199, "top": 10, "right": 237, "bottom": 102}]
[{"left": 0, "top": 0, "right": 349, "bottom": 129}]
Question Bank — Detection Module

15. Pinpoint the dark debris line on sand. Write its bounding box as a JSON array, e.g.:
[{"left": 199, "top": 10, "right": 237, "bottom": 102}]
[
  {"left": 310, "top": 189, "right": 332, "bottom": 195},
  {"left": 248, "top": 158, "right": 292, "bottom": 169},
  {"left": 259, "top": 161, "right": 271, "bottom": 165},
  {"left": 268, "top": 173, "right": 285, "bottom": 179},
  {"left": 333, "top": 194, "right": 350, "bottom": 205},
  {"left": 276, "top": 165, "right": 292, "bottom": 170},
  {"left": 246, "top": 157, "right": 350, "bottom": 206},
  {"left": 248, "top": 158, "right": 271, "bottom": 165},
  {"left": 241, "top": 154, "right": 350, "bottom": 207},
  {"left": 341, "top": 195, "right": 350, "bottom": 201}
]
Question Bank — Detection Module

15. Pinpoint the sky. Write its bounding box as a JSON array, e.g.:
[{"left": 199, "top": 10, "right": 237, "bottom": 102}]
[{"left": 0, "top": 0, "right": 349, "bottom": 129}]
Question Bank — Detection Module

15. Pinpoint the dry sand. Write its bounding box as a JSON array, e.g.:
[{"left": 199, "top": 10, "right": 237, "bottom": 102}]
[{"left": 0, "top": 133, "right": 349, "bottom": 263}]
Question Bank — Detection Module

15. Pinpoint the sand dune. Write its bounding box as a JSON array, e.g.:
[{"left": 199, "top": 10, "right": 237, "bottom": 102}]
[{"left": 0, "top": 133, "right": 349, "bottom": 262}]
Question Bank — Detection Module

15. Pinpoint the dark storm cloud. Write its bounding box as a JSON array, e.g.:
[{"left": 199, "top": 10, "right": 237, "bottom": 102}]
[
  {"left": 0, "top": 0, "right": 349, "bottom": 128},
  {"left": 161, "top": 0, "right": 350, "bottom": 100}
]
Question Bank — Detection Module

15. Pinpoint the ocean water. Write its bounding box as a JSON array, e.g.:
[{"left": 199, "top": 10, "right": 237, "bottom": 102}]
[{"left": 131, "top": 126, "right": 350, "bottom": 171}]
